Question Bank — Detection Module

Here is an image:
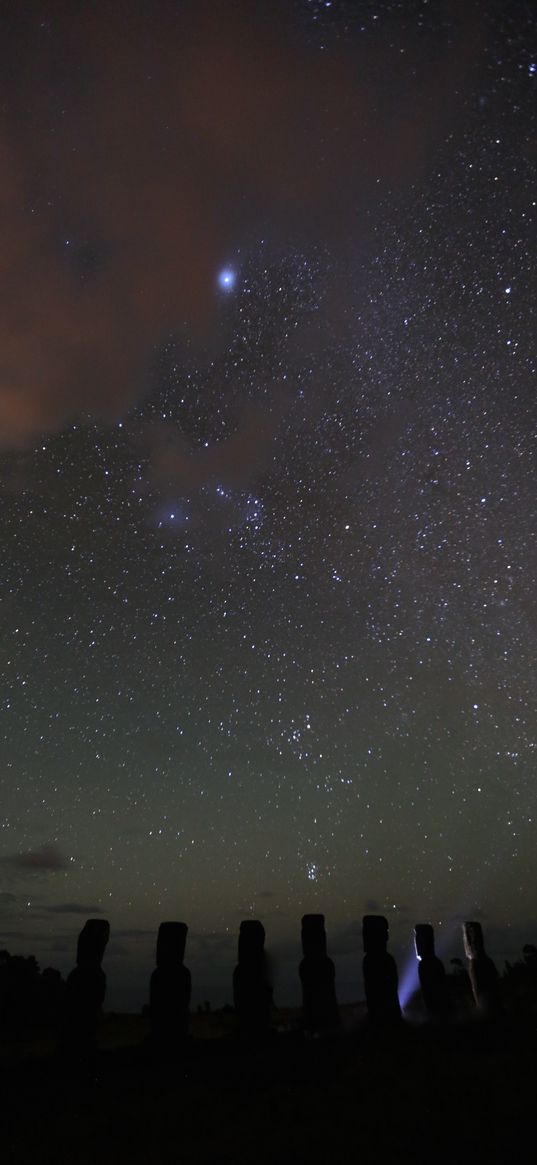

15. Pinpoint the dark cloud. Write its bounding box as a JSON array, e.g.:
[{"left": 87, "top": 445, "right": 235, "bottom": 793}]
[
  {"left": 363, "top": 899, "right": 380, "bottom": 913},
  {"left": 105, "top": 941, "right": 133, "bottom": 959},
  {"left": 189, "top": 932, "right": 236, "bottom": 962},
  {"left": 0, "top": 892, "right": 17, "bottom": 906},
  {"left": 112, "top": 929, "right": 155, "bottom": 941},
  {"left": 0, "top": 0, "right": 480, "bottom": 450},
  {"left": 100, "top": 930, "right": 156, "bottom": 961},
  {"left": 0, "top": 844, "right": 69, "bottom": 872},
  {"left": 330, "top": 921, "right": 362, "bottom": 957},
  {"left": 450, "top": 907, "right": 486, "bottom": 923},
  {"left": 142, "top": 401, "right": 284, "bottom": 494},
  {"left": 0, "top": 929, "right": 66, "bottom": 946},
  {"left": 46, "top": 902, "right": 103, "bottom": 915},
  {"left": 50, "top": 937, "right": 72, "bottom": 953}
]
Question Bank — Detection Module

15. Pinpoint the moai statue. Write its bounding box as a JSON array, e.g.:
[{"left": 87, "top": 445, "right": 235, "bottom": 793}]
[
  {"left": 362, "top": 915, "right": 401, "bottom": 1026},
  {"left": 414, "top": 924, "right": 450, "bottom": 1023},
  {"left": 150, "top": 922, "right": 191, "bottom": 1054},
  {"left": 233, "top": 920, "right": 273, "bottom": 1040},
  {"left": 60, "top": 919, "right": 110, "bottom": 1066},
  {"left": 299, "top": 914, "right": 339, "bottom": 1035},
  {"left": 462, "top": 921, "right": 500, "bottom": 1016}
]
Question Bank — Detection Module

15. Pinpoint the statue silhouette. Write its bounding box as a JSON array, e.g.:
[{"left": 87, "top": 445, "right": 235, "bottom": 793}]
[
  {"left": 233, "top": 920, "right": 273, "bottom": 1041},
  {"left": 150, "top": 922, "right": 191, "bottom": 1055},
  {"left": 462, "top": 921, "right": 500, "bottom": 1016},
  {"left": 362, "top": 914, "right": 401, "bottom": 1027},
  {"left": 60, "top": 918, "right": 110, "bottom": 1067},
  {"left": 299, "top": 914, "right": 339, "bottom": 1035},
  {"left": 414, "top": 923, "right": 450, "bottom": 1022}
]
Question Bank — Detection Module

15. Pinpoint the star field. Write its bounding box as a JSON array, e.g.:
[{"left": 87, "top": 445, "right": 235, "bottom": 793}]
[{"left": 1, "top": 1, "right": 537, "bottom": 1007}]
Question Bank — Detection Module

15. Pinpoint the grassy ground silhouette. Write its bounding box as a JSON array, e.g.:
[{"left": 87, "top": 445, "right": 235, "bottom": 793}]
[{"left": 2, "top": 1010, "right": 536, "bottom": 1164}]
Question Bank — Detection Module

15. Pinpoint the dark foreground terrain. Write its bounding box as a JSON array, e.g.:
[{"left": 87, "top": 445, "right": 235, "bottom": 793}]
[{"left": 2, "top": 1015, "right": 536, "bottom": 1164}]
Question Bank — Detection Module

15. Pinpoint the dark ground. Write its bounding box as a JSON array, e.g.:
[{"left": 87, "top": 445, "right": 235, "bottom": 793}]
[{"left": 1, "top": 1012, "right": 536, "bottom": 1164}]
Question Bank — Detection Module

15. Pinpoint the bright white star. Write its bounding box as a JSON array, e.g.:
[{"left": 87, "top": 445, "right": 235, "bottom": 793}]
[{"left": 218, "top": 268, "right": 236, "bottom": 291}]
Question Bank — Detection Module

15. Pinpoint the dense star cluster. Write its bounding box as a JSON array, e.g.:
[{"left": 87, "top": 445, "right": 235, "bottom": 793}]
[{"left": 1, "top": 1, "right": 537, "bottom": 1007}]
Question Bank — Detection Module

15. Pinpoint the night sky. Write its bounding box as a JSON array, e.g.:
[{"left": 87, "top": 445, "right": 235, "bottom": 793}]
[{"left": 1, "top": 0, "right": 537, "bottom": 1011}]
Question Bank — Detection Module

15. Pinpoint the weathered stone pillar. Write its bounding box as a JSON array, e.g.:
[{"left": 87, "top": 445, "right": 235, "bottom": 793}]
[
  {"left": 462, "top": 921, "right": 500, "bottom": 1016},
  {"left": 299, "top": 914, "right": 339, "bottom": 1034},
  {"left": 60, "top": 918, "right": 110, "bottom": 1067},
  {"left": 150, "top": 922, "right": 191, "bottom": 1055},
  {"left": 233, "top": 920, "right": 272, "bottom": 1040},
  {"left": 362, "top": 914, "right": 401, "bottom": 1026},
  {"left": 414, "top": 923, "right": 450, "bottom": 1022}
]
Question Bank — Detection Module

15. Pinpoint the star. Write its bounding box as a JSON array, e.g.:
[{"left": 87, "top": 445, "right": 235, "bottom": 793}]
[{"left": 218, "top": 267, "right": 236, "bottom": 291}]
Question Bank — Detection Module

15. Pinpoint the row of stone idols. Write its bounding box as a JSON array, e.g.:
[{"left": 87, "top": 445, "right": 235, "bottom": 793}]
[{"left": 59, "top": 913, "right": 501, "bottom": 1059}]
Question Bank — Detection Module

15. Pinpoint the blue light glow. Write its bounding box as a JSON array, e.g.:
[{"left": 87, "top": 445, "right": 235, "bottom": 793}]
[
  {"left": 398, "top": 954, "right": 421, "bottom": 1010},
  {"left": 218, "top": 267, "right": 236, "bottom": 291}
]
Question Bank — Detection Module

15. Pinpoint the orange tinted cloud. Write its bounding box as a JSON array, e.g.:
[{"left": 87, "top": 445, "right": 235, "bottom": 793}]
[{"left": 0, "top": 1, "right": 480, "bottom": 450}]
